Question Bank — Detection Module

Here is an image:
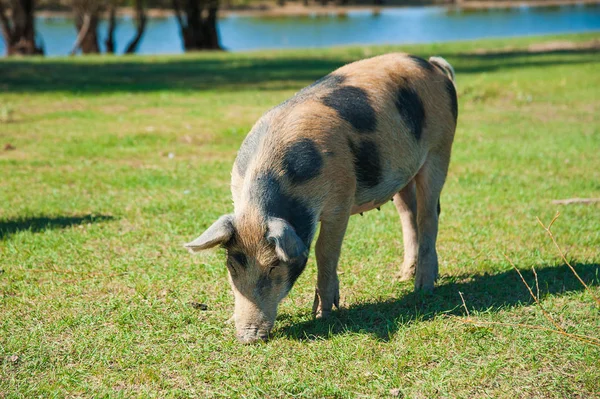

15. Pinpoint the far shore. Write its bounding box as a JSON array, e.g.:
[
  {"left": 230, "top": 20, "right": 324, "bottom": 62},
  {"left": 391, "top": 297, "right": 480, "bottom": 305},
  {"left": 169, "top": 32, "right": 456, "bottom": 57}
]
[{"left": 35, "top": 0, "right": 600, "bottom": 19}]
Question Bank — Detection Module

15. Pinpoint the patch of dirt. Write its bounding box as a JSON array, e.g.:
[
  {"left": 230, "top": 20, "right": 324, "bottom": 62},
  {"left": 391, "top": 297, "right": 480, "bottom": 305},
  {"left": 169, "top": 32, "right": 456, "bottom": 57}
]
[
  {"left": 468, "top": 39, "right": 600, "bottom": 56},
  {"left": 528, "top": 40, "right": 600, "bottom": 53}
]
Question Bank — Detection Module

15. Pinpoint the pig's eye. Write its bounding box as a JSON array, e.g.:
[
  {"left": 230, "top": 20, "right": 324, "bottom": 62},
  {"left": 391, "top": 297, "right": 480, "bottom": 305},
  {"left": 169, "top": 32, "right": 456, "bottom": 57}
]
[
  {"left": 226, "top": 259, "right": 238, "bottom": 276},
  {"left": 230, "top": 252, "right": 247, "bottom": 268},
  {"left": 226, "top": 252, "right": 247, "bottom": 277}
]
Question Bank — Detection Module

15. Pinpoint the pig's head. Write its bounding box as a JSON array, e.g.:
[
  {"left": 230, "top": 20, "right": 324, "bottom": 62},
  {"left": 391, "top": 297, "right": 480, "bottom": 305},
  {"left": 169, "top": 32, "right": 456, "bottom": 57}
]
[{"left": 184, "top": 211, "right": 308, "bottom": 344}]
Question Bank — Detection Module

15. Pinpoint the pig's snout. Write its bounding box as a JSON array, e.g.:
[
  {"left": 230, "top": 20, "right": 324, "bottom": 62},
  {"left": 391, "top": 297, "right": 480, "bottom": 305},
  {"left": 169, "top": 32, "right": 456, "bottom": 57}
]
[{"left": 236, "top": 325, "right": 271, "bottom": 344}]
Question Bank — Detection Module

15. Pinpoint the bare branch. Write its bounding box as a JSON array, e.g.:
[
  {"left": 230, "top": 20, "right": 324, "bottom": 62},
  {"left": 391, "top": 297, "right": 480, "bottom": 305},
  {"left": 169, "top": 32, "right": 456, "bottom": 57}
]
[
  {"left": 537, "top": 213, "right": 600, "bottom": 307},
  {"left": 459, "top": 291, "right": 470, "bottom": 318},
  {"left": 552, "top": 198, "right": 600, "bottom": 205},
  {"left": 453, "top": 215, "right": 600, "bottom": 349},
  {"left": 504, "top": 254, "right": 566, "bottom": 333},
  {"left": 547, "top": 211, "right": 560, "bottom": 230},
  {"left": 532, "top": 265, "right": 539, "bottom": 301}
]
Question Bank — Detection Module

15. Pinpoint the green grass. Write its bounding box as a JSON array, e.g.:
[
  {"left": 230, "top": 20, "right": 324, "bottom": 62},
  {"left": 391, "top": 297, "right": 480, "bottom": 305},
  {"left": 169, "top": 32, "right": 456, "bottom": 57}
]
[{"left": 1, "top": 33, "right": 599, "bottom": 398}]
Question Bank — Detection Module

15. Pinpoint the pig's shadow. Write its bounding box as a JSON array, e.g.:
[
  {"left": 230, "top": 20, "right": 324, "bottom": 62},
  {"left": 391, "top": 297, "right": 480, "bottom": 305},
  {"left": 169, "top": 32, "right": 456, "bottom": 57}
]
[{"left": 277, "top": 262, "right": 599, "bottom": 342}]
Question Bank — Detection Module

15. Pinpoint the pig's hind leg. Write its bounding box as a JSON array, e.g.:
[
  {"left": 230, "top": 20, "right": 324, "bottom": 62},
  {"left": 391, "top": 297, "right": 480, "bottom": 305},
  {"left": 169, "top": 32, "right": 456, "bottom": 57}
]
[
  {"left": 413, "top": 150, "right": 450, "bottom": 292},
  {"left": 392, "top": 179, "right": 419, "bottom": 281}
]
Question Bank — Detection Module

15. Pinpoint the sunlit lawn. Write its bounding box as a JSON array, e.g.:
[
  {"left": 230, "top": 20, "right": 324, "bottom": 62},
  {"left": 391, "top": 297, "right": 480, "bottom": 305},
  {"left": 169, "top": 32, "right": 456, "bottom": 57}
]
[{"left": 1, "top": 32, "right": 599, "bottom": 398}]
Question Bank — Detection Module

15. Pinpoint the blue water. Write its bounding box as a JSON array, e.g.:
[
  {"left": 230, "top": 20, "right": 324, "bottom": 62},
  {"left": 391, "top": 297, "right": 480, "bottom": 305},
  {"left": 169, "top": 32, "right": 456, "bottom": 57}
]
[{"left": 1, "top": 5, "right": 599, "bottom": 56}]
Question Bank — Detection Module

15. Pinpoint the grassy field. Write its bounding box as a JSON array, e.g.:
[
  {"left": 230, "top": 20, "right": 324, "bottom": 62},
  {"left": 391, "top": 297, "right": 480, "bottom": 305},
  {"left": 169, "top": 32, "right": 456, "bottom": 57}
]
[{"left": 1, "top": 33, "right": 599, "bottom": 398}]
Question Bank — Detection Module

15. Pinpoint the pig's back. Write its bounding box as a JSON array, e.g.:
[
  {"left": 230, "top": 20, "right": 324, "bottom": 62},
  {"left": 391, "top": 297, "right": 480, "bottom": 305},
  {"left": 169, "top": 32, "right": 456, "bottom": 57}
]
[{"left": 231, "top": 53, "right": 457, "bottom": 214}]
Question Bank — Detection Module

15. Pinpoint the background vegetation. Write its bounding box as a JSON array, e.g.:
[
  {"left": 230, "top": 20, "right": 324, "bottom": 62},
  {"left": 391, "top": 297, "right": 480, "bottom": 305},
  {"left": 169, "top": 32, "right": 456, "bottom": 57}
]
[{"left": 3, "top": 0, "right": 589, "bottom": 56}]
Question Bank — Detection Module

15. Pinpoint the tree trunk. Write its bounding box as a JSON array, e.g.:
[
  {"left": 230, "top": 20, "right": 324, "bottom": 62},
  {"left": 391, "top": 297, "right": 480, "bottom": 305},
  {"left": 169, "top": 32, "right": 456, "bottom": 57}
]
[
  {"left": 72, "top": 0, "right": 100, "bottom": 54},
  {"left": 173, "top": 0, "right": 222, "bottom": 51},
  {"left": 0, "top": 0, "right": 44, "bottom": 56},
  {"left": 124, "top": 0, "right": 147, "bottom": 54},
  {"left": 76, "top": 13, "right": 99, "bottom": 53},
  {"left": 105, "top": 2, "right": 117, "bottom": 54}
]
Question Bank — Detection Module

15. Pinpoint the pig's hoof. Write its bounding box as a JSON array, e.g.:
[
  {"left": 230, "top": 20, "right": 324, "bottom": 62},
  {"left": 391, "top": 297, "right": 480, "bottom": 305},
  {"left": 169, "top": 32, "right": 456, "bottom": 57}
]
[
  {"left": 394, "top": 271, "right": 414, "bottom": 282},
  {"left": 414, "top": 285, "right": 434, "bottom": 294},
  {"left": 414, "top": 276, "right": 435, "bottom": 293},
  {"left": 237, "top": 335, "right": 268, "bottom": 345},
  {"left": 236, "top": 328, "right": 269, "bottom": 344},
  {"left": 314, "top": 310, "right": 332, "bottom": 319},
  {"left": 312, "top": 287, "right": 338, "bottom": 319},
  {"left": 395, "top": 262, "right": 416, "bottom": 282}
]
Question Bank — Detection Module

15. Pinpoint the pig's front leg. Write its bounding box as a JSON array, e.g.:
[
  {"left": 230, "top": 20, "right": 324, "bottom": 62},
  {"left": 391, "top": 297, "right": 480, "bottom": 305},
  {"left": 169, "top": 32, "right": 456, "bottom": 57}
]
[{"left": 312, "top": 211, "right": 350, "bottom": 318}]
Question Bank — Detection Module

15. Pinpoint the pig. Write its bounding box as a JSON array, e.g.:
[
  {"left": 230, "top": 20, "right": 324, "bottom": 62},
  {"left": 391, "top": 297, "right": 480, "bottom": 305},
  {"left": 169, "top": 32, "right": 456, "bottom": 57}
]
[{"left": 185, "top": 53, "right": 458, "bottom": 344}]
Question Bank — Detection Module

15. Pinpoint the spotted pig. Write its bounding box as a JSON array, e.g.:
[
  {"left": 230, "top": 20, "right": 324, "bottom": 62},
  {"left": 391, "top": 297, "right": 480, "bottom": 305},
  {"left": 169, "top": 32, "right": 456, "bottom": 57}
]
[{"left": 185, "top": 54, "right": 458, "bottom": 344}]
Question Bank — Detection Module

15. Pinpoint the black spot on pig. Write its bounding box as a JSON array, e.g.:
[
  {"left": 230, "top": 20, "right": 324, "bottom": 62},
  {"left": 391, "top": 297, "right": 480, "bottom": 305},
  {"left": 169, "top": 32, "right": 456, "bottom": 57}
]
[
  {"left": 283, "top": 138, "right": 323, "bottom": 184},
  {"left": 348, "top": 138, "right": 382, "bottom": 189},
  {"left": 322, "top": 86, "right": 376, "bottom": 133},
  {"left": 445, "top": 79, "right": 458, "bottom": 123},
  {"left": 437, "top": 199, "right": 441, "bottom": 216},
  {"left": 251, "top": 172, "right": 315, "bottom": 247},
  {"left": 408, "top": 55, "right": 434, "bottom": 72},
  {"left": 395, "top": 86, "right": 425, "bottom": 141}
]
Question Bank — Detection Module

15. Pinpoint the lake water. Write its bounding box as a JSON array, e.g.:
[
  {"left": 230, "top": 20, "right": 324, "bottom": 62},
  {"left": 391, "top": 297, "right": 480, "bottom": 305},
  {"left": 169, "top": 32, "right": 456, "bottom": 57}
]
[{"left": 1, "top": 5, "right": 599, "bottom": 56}]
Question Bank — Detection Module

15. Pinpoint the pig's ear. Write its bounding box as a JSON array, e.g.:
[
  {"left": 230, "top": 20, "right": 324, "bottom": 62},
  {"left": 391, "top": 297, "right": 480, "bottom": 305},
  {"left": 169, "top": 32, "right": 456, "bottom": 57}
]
[
  {"left": 267, "top": 218, "right": 307, "bottom": 263},
  {"left": 184, "top": 214, "right": 235, "bottom": 254}
]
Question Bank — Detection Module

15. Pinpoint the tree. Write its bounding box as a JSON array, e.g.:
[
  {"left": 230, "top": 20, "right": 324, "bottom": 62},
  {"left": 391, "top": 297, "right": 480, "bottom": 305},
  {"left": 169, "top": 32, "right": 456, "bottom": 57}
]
[
  {"left": 71, "top": 0, "right": 146, "bottom": 56},
  {"left": 71, "top": 0, "right": 101, "bottom": 54},
  {"left": 105, "top": 0, "right": 117, "bottom": 53},
  {"left": 124, "top": 0, "right": 147, "bottom": 54},
  {"left": 172, "top": 0, "right": 221, "bottom": 51},
  {"left": 0, "top": 0, "right": 44, "bottom": 55}
]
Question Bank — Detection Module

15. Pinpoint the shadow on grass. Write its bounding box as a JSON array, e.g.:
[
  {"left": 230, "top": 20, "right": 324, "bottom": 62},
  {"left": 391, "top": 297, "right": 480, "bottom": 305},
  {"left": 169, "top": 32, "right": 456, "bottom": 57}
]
[
  {"left": 455, "top": 45, "right": 600, "bottom": 74},
  {"left": 0, "top": 214, "right": 115, "bottom": 240},
  {"left": 278, "top": 263, "right": 599, "bottom": 342},
  {"left": 0, "top": 46, "right": 597, "bottom": 94},
  {"left": 0, "top": 57, "right": 346, "bottom": 93}
]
